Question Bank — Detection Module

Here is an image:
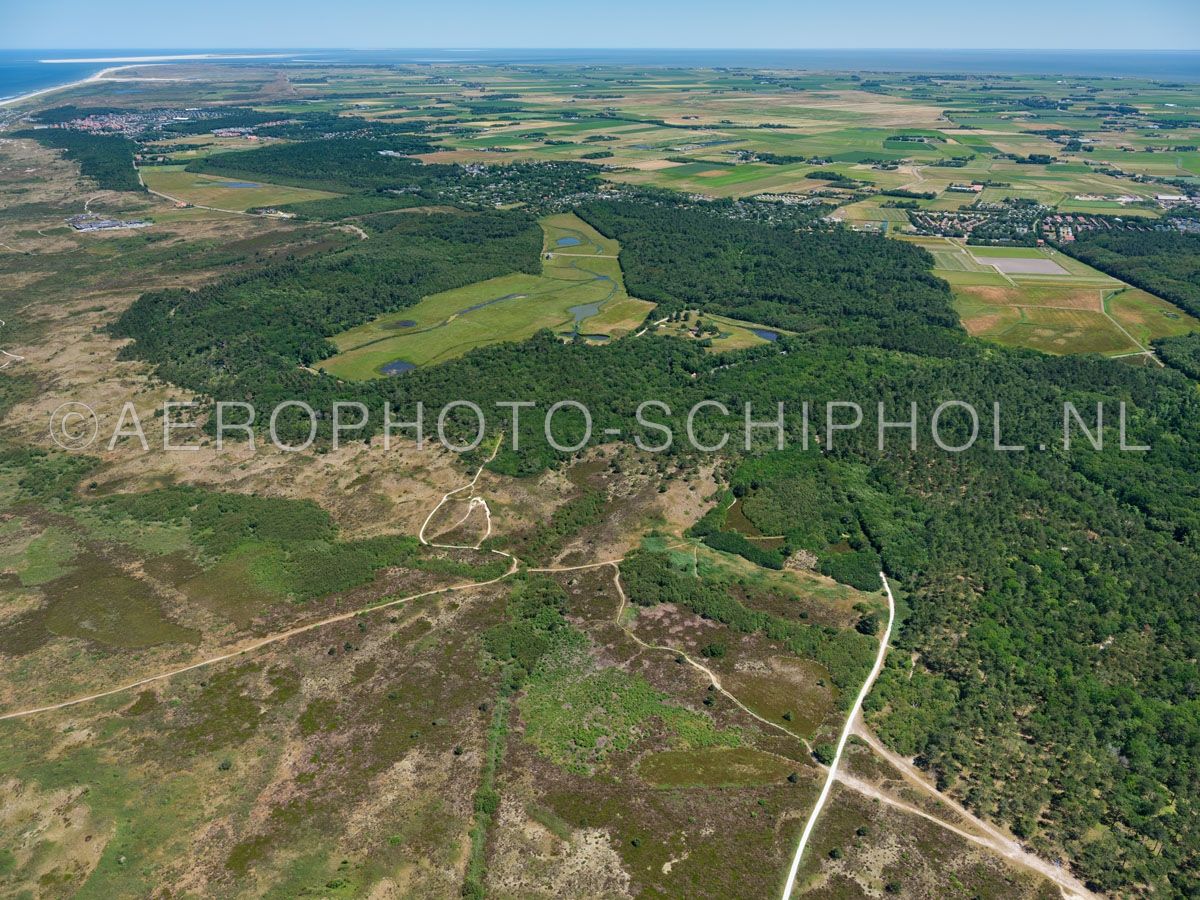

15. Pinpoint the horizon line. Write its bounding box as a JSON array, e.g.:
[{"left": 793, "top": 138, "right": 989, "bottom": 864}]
[{"left": 4, "top": 46, "right": 1200, "bottom": 53}]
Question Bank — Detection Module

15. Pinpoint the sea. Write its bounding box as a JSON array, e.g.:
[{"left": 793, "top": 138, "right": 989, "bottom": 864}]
[{"left": 4, "top": 48, "right": 1200, "bottom": 102}]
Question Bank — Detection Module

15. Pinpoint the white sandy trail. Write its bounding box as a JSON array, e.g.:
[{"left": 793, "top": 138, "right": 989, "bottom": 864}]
[
  {"left": 0, "top": 319, "right": 23, "bottom": 369},
  {"left": 851, "top": 723, "right": 1096, "bottom": 898},
  {"left": 419, "top": 435, "right": 506, "bottom": 554},
  {"left": 1, "top": 437, "right": 517, "bottom": 723},
  {"left": 611, "top": 565, "right": 812, "bottom": 748},
  {"left": 0, "top": 442, "right": 639, "bottom": 724},
  {"left": 780, "top": 572, "right": 895, "bottom": 900},
  {"left": 0, "top": 452, "right": 1104, "bottom": 900},
  {"left": 0, "top": 563, "right": 516, "bottom": 723},
  {"left": 775, "top": 571, "right": 1094, "bottom": 900}
]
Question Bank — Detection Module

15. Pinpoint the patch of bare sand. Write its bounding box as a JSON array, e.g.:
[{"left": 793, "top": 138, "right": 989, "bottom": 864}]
[
  {"left": 0, "top": 776, "right": 105, "bottom": 888},
  {"left": 340, "top": 745, "right": 475, "bottom": 892},
  {"left": 3, "top": 296, "right": 475, "bottom": 538},
  {"left": 542, "top": 451, "right": 715, "bottom": 567},
  {"left": 624, "top": 158, "right": 684, "bottom": 171},
  {"left": 958, "top": 285, "right": 1101, "bottom": 311},
  {"left": 961, "top": 313, "right": 1007, "bottom": 336},
  {"left": 486, "top": 784, "right": 631, "bottom": 899}
]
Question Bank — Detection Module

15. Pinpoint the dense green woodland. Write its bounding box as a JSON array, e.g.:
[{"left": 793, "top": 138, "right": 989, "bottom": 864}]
[
  {"left": 108, "top": 167, "right": 1200, "bottom": 893},
  {"left": 1064, "top": 231, "right": 1200, "bottom": 318},
  {"left": 16, "top": 129, "right": 143, "bottom": 192},
  {"left": 187, "top": 137, "right": 439, "bottom": 193},
  {"left": 188, "top": 138, "right": 597, "bottom": 206},
  {"left": 1156, "top": 332, "right": 1200, "bottom": 379},
  {"left": 577, "top": 202, "right": 962, "bottom": 355}
]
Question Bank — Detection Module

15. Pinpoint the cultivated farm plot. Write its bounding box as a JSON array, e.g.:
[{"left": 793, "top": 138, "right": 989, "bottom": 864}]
[
  {"left": 904, "top": 238, "right": 1197, "bottom": 356},
  {"left": 322, "top": 213, "right": 655, "bottom": 378},
  {"left": 140, "top": 165, "right": 340, "bottom": 211},
  {"left": 611, "top": 161, "right": 820, "bottom": 199},
  {"left": 953, "top": 282, "right": 1199, "bottom": 357},
  {"left": 983, "top": 306, "right": 1137, "bottom": 356}
]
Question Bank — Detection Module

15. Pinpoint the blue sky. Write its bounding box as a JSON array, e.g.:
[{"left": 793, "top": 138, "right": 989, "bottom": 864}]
[{"left": 4, "top": 0, "right": 1198, "bottom": 50}]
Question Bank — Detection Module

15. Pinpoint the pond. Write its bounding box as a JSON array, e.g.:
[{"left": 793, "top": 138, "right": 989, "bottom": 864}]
[
  {"left": 381, "top": 360, "right": 416, "bottom": 375},
  {"left": 216, "top": 181, "right": 263, "bottom": 189},
  {"left": 568, "top": 302, "right": 601, "bottom": 326},
  {"left": 751, "top": 328, "right": 779, "bottom": 342},
  {"left": 555, "top": 236, "right": 582, "bottom": 247},
  {"left": 382, "top": 319, "right": 417, "bottom": 330}
]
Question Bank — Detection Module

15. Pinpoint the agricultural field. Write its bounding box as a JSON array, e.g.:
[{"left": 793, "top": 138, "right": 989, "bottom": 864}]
[
  {"left": 900, "top": 237, "right": 1200, "bottom": 356},
  {"left": 2, "top": 52, "right": 1200, "bottom": 900},
  {"left": 322, "top": 213, "right": 654, "bottom": 377}
]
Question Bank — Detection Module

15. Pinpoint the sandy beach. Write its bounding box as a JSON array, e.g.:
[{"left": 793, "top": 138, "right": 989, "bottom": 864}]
[
  {"left": 0, "top": 65, "right": 132, "bottom": 107},
  {"left": 0, "top": 53, "right": 292, "bottom": 108}
]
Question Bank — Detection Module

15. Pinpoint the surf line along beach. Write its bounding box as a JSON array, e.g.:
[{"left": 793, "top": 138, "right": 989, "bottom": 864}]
[{"left": 0, "top": 54, "right": 293, "bottom": 107}]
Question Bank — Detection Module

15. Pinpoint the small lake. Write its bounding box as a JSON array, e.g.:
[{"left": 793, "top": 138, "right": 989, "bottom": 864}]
[
  {"left": 556, "top": 236, "right": 582, "bottom": 247},
  {"left": 381, "top": 360, "right": 416, "bottom": 376},
  {"left": 752, "top": 328, "right": 779, "bottom": 342},
  {"left": 568, "top": 302, "right": 601, "bottom": 327}
]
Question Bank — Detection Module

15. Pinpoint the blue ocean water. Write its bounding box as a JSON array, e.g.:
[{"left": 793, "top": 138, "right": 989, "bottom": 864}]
[
  {"left": 0, "top": 49, "right": 292, "bottom": 101},
  {"left": 3, "top": 48, "right": 1199, "bottom": 102},
  {"left": 0, "top": 51, "right": 107, "bottom": 101}
]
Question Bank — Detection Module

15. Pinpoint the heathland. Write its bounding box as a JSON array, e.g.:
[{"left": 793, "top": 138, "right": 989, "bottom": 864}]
[{"left": 1, "top": 58, "right": 1199, "bottom": 899}]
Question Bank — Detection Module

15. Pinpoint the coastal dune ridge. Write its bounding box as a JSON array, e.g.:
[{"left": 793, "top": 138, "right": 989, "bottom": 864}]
[
  {"left": 39, "top": 53, "right": 294, "bottom": 63},
  {"left": 1, "top": 54, "right": 295, "bottom": 106}
]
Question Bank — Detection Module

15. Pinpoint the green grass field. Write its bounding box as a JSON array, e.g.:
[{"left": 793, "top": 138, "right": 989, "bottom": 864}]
[
  {"left": 952, "top": 281, "right": 1199, "bottom": 357},
  {"left": 321, "top": 213, "right": 655, "bottom": 378},
  {"left": 983, "top": 307, "right": 1138, "bottom": 355},
  {"left": 836, "top": 198, "right": 912, "bottom": 226},
  {"left": 651, "top": 312, "right": 787, "bottom": 352},
  {"left": 140, "top": 165, "right": 341, "bottom": 211},
  {"left": 1106, "top": 287, "right": 1200, "bottom": 347}
]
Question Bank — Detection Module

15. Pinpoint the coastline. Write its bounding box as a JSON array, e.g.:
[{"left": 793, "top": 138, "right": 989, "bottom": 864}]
[
  {"left": 0, "top": 65, "right": 132, "bottom": 108},
  {"left": 0, "top": 53, "right": 293, "bottom": 108},
  {"left": 38, "top": 53, "right": 292, "bottom": 64}
]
